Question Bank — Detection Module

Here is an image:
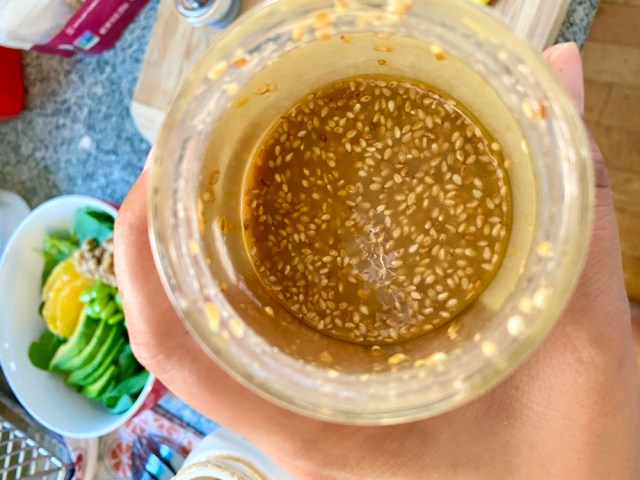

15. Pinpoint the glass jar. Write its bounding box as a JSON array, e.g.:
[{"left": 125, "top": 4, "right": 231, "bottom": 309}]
[{"left": 150, "top": 0, "right": 593, "bottom": 424}]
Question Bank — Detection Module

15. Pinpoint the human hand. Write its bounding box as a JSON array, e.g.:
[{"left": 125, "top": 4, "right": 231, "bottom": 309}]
[{"left": 114, "top": 43, "right": 640, "bottom": 479}]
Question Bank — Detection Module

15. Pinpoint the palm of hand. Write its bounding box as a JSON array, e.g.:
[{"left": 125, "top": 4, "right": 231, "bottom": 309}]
[{"left": 114, "top": 43, "right": 640, "bottom": 479}]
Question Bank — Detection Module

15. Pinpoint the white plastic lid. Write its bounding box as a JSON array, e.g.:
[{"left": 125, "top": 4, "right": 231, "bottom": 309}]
[
  {"left": 0, "top": 190, "right": 30, "bottom": 259},
  {"left": 174, "top": 428, "right": 293, "bottom": 480}
]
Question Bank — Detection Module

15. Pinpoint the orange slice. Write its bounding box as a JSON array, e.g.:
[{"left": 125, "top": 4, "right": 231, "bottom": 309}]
[
  {"left": 43, "top": 257, "right": 77, "bottom": 299},
  {"left": 42, "top": 258, "right": 93, "bottom": 338}
]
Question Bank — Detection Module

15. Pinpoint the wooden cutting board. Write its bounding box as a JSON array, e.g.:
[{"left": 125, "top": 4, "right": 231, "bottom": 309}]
[{"left": 131, "top": 0, "right": 572, "bottom": 142}]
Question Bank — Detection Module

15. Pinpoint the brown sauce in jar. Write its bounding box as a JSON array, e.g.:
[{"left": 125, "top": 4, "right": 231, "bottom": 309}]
[{"left": 243, "top": 75, "right": 511, "bottom": 345}]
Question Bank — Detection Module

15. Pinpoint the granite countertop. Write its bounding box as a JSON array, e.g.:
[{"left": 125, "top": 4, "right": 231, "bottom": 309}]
[{"left": 0, "top": 0, "right": 598, "bottom": 208}]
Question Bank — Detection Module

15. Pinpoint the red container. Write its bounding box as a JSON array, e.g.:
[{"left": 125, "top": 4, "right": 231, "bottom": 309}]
[{"left": 0, "top": 47, "right": 24, "bottom": 119}]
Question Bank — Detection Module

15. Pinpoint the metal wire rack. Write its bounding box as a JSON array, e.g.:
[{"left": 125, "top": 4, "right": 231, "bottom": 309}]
[{"left": 0, "top": 380, "right": 74, "bottom": 480}]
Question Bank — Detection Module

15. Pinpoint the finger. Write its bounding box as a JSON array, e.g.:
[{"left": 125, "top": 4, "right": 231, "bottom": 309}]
[
  {"left": 113, "top": 167, "right": 295, "bottom": 433},
  {"left": 143, "top": 147, "right": 154, "bottom": 171},
  {"left": 543, "top": 43, "right": 610, "bottom": 193},
  {"left": 489, "top": 47, "right": 636, "bottom": 455},
  {"left": 114, "top": 170, "right": 198, "bottom": 373},
  {"left": 536, "top": 46, "right": 630, "bottom": 343}
]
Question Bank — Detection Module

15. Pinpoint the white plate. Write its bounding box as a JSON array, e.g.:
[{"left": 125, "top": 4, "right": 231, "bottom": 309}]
[{"left": 0, "top": 195, "right": 154, "bottom": 439}]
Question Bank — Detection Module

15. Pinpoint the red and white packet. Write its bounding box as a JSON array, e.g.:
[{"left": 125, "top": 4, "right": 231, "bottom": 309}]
[{"left": 0, "top": 0, "right": 150, "bottom": 56}]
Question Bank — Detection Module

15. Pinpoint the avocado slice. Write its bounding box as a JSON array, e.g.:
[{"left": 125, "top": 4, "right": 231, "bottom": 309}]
[
  {"left": 52, "top": 318, "right": 110, "bottom": 372},
  {"left": 73, "top": 336, "right": 126, "bottom": 387},
  {"left": 80, "top": 337, "right": 127, "bottom": 386},
  {"left": 66, "top": 326, "right": 123, "bottom": 386},
  {"left": 82, "top": 364, "right": 118, "bottom": 400},
  {"left": 48, "top": 311, "right": 99, "bottom": 372}
]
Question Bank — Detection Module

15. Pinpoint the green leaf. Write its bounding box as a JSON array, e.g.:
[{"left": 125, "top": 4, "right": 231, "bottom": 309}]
[
  {"left": 28, "top": 330, "right": 65, "bottom": 371},
  {"left": 109, "top": 370, "right": 150, "bottom": 397},
  {"left": 117, "top": 344, "right": 139, "bottom": 379},
  {"left": 103, "top": 394, "right": 134, "bottom": 414},
  {"left": 73, "top": 207, "right": 115, "bottom": 244},
  {"left": 40, "top": 230, "right": 78, "bottom": 285},
  {"left": 102, "top": 392, "right": 118, "bottom": 408}
]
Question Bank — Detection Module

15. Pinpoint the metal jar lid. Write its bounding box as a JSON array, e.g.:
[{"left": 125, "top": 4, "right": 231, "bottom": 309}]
[{"left": 175, "top": 0, "right": 240, "bottom": 28}]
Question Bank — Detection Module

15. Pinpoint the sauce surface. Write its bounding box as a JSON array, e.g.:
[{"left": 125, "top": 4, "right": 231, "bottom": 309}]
[{"left": 243, "top": 75, "right": 511, "bottom": 345}]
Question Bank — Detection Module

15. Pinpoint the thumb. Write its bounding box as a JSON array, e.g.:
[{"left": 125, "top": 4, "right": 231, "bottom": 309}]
[
  {"left": 539, "top": 44, "right": 629, "bottom": 339},
  {"left": 543, "top": 42, "right": 584, "bottom": 114},
  {"left": 544, "top": 41, "right": 610, "bottom": 196}
]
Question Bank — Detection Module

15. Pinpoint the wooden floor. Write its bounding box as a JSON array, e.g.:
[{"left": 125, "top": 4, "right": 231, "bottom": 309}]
[
  {"left": 583, "top": 0, "right": 640, "bottom": 303},
  {"left": 584, "top": 0, "right": 640, "bottom": 371}
]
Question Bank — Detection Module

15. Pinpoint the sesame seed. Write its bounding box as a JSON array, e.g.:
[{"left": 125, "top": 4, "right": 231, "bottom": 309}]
[
  {"left": 229, "top": 318, "right": 245, "bottom": 338},
  {"left": 387, "top": 353, "right": 408, "bottom": 365},
  {"left": 481, "top": 341, "right": 497, "bottom": 357},
  {"left": 207, "top": 61, "right": 228, "bottom": 80},
  {"left": 536, "top": 241, "right": 553, "bottom": 258},
  {"left": 374, "top": 44, "right": 394, "bottom": 52},
  {"left": 436, "top": 292, "right": 449, "bottom": 302},
  {"left": 507, "top": 315, "right": 525, "bottom": 336},
  {"left": 205, "top": 303, "right": 220, "bottom": 332}
]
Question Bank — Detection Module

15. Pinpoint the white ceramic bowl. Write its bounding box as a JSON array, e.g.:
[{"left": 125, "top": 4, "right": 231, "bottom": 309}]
[{"left": 0, "top": 195, "right": 154, "bottom": 438}]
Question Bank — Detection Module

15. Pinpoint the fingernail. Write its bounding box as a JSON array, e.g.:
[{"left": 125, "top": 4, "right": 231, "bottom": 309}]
[{"left": 545, "top": 41, "right": 577, "bottom": 58}]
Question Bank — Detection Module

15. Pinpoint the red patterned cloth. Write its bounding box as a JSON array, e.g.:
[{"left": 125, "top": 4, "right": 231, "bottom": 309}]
[
  {"left": 95, "top": 410, "right": 201, "bottom": 479},
  {"left": 67, "top": 382, "right": 201, "bottom": 480}
]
